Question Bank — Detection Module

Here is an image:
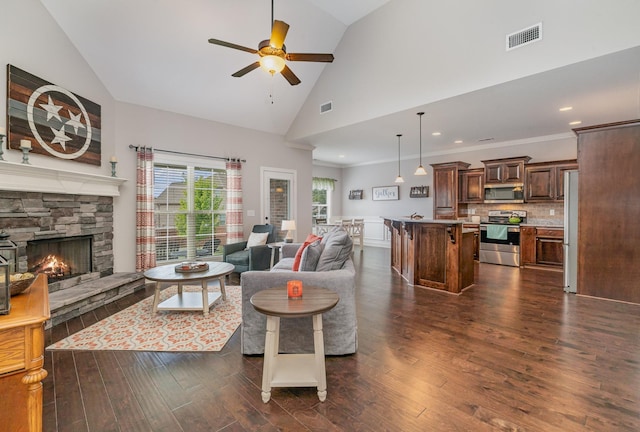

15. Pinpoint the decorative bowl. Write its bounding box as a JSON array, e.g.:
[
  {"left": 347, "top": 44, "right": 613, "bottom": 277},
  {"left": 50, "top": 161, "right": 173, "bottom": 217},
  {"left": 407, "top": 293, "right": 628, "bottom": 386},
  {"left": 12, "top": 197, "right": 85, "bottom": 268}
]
[{"left": 9, "top": 273, "right": 35, "bottom": 296}]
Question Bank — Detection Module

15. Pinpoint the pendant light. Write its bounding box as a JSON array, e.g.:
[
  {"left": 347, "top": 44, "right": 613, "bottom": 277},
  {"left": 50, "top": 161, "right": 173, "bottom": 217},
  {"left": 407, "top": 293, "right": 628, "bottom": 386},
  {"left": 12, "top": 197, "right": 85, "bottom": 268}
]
[
  {"left": 394, "top": 134, "right": 404, "bottom": 183},
  {"left": 414, "top": 112, "right": 427, "bottom": 175}
]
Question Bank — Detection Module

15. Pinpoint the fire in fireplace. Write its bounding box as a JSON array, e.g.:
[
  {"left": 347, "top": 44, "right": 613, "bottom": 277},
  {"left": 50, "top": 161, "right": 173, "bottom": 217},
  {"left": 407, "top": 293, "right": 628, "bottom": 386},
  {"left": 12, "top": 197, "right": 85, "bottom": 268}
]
[{"left": 27, "top": 236, "right": 93, "bottom": 283}]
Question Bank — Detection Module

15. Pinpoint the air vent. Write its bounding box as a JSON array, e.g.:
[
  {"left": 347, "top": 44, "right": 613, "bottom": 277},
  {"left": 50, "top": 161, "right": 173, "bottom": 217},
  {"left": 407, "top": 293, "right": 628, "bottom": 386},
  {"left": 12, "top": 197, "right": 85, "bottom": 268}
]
[
  {"left": 506, "top": 23, "right": 542, "bottom": 51},
  {"left": 320, "top": 101, "right": 332, "bottom": 114}
]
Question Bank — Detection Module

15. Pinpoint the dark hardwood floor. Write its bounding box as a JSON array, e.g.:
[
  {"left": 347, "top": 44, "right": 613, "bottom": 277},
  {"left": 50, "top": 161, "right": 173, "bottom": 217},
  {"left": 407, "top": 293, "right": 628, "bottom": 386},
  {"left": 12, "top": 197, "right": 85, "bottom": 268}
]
[{"left": 43, "top": 247, "right": 640, "bottom": 431}]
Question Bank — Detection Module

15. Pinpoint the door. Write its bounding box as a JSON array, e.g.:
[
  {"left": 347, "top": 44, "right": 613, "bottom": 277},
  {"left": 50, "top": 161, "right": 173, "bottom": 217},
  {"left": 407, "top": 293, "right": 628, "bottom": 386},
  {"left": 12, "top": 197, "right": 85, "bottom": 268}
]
[{"left": 261, "top": 168, "right": 296, "bottom": 242}]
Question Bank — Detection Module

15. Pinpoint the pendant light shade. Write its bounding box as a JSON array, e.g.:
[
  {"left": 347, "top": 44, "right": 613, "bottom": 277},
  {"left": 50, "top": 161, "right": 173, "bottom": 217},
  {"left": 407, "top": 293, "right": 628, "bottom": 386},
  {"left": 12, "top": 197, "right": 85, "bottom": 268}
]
[
  {"left": 414, "top": 112, "right": 427, "bottom": 176},
  {"left": 394, "top": 134, "right": 404, "bottom": 183}
]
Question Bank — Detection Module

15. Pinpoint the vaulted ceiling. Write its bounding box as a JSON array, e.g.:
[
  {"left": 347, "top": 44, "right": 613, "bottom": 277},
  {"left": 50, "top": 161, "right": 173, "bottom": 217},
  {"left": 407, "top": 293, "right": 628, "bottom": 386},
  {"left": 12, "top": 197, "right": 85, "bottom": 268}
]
[{"left": 41, "top": 0, "right": 640, "bottom": 167}]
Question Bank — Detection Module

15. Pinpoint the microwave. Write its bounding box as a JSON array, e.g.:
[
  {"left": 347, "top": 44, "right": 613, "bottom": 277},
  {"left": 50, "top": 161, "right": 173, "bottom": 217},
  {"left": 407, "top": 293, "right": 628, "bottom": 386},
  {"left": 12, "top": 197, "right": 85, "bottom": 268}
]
[{"left": 483, "top": 183, "right": 524, "bottom": 203}]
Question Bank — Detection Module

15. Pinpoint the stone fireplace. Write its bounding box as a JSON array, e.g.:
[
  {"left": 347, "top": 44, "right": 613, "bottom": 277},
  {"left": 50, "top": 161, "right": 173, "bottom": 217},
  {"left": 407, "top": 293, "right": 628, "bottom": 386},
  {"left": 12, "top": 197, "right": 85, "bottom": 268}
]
[
  {"left": 0, "top": 162, "right": 126, "bottom": 294},
  {"left": 1, "top": 190, "right": 114, "bottom": 293}
]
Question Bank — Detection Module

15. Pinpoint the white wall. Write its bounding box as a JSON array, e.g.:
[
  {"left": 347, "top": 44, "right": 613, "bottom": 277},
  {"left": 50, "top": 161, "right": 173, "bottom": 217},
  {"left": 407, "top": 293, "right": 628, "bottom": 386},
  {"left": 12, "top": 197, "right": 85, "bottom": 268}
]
[
  {"left": 0, "top": 0, "right": 116, "bottom": 174},
  {"left": 289, "top": 0, "right": 640, "bottom": 140},
  {"left": 1, "top": 0, "right": 314, "bottom": 273},
  {"left": 114, "top": 102, "right": 313, "bottom": 271},
  {"left": 340, "top": 135, "right": 577, "bottom": 219}
]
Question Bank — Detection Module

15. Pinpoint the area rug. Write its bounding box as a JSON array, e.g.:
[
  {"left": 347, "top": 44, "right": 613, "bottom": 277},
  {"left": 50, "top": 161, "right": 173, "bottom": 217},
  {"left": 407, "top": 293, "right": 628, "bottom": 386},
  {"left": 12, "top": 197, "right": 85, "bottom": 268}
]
[{"left": 46, "top": 285, "right": 241, "bottom": 352}]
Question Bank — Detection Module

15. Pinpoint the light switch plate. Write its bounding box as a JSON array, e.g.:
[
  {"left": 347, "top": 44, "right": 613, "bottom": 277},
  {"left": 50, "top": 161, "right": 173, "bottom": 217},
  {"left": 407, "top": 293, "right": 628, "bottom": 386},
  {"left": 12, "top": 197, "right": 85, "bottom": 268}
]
[
  {"left": 550, "top": 209, "right": 555, "bottom": 215},
  {"left": 247, "top": 210, "right": 255, "bottom": 217}
]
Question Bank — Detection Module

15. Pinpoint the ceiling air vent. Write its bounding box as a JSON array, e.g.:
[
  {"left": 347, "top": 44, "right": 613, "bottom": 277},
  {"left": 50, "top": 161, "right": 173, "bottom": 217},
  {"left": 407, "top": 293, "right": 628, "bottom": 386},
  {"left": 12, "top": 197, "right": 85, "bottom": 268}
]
[
  {"left": 506, "top": 23, "right": 542, "bottom": 51},
  {"left": 320, "top": 101, "right": 332, "bottom": 114}
]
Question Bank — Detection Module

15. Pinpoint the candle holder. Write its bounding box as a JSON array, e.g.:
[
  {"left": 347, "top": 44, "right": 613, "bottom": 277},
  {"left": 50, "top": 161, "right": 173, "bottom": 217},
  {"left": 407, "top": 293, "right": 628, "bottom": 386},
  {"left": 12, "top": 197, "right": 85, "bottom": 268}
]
[
  {"left": 110, "top": 160, "right": 117, "bottom": 177},
  {"left": 287, "top": 280, "right": 303, "bottom": 299},
  {"left": 0, "top": 133, "right": 5, "bottom": 161},
  {"left": 20, "top": 146, "right": 31, "bottom": 164}
]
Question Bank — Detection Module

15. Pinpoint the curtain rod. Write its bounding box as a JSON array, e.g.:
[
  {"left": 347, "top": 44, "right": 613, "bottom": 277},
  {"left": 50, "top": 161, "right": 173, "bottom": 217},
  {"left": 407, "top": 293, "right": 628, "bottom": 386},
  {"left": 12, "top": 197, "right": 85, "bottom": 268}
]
[{"left": 128, "top": 144, "right": 246, "bottom": 162}]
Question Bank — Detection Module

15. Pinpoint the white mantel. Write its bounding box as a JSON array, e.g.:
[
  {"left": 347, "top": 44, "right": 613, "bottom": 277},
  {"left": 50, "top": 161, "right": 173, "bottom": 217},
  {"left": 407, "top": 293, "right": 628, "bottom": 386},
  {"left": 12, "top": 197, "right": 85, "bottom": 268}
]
[{"left": 0, "top": 161, "right": 126, "bottom": 196}]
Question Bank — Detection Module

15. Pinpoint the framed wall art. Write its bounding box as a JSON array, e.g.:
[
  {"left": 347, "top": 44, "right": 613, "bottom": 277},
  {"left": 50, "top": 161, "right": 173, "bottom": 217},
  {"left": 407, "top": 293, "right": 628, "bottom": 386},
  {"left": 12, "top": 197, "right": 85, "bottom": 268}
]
[
  {"left": 372, "top": 185, "right": 399, "bottom": 201},
  {"left": 7, "top": 65, "right": 102, "bottom": 166}
]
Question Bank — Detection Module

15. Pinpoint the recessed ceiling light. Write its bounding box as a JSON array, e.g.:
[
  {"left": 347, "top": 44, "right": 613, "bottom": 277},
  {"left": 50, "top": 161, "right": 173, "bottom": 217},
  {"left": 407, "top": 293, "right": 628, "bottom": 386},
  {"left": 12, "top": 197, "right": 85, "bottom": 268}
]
[
  {"left": 432, "top": 132, "right": 441, "bottom": 136},
  {"left": 454, "top": 140, "right": 463, "bottom": 144},
  {"left": 338, "top": 154, "right": 345, "bottom": 158},
  {"left": 569, "top": 121, "right": 582, "bottom": 125},
  {"left": 559, "top": 106, "right": 573, "bottom": 112}
]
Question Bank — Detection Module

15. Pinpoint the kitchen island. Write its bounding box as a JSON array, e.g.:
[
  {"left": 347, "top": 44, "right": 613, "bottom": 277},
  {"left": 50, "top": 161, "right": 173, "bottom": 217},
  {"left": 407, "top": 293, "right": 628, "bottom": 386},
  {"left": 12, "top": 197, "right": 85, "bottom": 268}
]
[{"left": 383, "top": 217, "right": 475, "bottom": 294}]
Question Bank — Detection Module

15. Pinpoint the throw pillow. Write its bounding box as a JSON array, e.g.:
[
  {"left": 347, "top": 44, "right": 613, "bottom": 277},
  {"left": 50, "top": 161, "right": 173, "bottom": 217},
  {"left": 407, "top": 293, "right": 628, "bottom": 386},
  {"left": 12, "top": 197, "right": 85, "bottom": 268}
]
[
  {"left": 316, "top": 227, "right": 353, "bottom": 271},
  {"left": 292, "top": 234, "right": 322, "bottom": 271},
  {"left": 299, "top": 239, "right": 324, "bottom": 271},
  {"left": 245, "top": 232, "right": 269, "bottom": 249}
]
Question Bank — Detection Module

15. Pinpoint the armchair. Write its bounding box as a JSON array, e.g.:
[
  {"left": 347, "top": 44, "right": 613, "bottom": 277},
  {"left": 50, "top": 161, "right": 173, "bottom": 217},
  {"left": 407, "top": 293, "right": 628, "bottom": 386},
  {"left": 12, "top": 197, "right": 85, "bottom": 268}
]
[{"left": 222, "top": 224, "right": 277, "bottom": 274}]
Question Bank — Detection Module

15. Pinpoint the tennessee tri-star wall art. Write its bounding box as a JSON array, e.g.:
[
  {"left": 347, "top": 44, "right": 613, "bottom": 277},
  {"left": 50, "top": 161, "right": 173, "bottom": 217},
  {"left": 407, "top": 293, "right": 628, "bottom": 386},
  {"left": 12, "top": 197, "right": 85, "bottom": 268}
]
[{"left": 7, "top": 65, "right": 102, "bottom": 166}]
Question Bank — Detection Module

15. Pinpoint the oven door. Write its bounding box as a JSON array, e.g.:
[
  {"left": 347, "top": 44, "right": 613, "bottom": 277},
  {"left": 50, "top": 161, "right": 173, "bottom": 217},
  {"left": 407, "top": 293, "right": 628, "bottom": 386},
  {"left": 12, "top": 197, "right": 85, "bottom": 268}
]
[
  {"left": 479, "top": 224, "right": 520, "bottom": 246},
  {"left": 479, "top": 224, "right": 521, "bottom": 266}
]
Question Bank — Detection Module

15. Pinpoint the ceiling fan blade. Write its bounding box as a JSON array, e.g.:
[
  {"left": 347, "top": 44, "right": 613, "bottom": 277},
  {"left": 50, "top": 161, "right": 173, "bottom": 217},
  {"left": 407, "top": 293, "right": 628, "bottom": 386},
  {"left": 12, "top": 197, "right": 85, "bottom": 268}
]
[
  {"left": 285, "top": 53, "right": 334, "bottom": 63},
  {"left": 231, "top": 62, "right": 261, "bottom": 77},
  {"left": 270, "top": 20, "right": 289, "bottom": 49},
  {"left": 281, "top": 65, "right": 301, "bottom": 86},
  {"left": 208, "top": 38, "right": 258, "bottom": 54}
]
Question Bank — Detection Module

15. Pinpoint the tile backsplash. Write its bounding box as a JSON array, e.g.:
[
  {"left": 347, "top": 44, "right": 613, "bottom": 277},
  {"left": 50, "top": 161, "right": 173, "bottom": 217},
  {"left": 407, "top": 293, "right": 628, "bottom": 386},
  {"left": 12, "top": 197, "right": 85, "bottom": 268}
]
[{"left": 464, "top": 202, "right": 564, "bottom": 225}]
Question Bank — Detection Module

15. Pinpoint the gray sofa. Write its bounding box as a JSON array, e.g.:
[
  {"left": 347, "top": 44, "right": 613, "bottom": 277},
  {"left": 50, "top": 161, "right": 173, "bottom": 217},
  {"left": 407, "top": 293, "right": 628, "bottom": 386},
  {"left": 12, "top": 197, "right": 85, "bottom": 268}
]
[{"left": 240, "top": 229, "right": 358, "bottom": 355}]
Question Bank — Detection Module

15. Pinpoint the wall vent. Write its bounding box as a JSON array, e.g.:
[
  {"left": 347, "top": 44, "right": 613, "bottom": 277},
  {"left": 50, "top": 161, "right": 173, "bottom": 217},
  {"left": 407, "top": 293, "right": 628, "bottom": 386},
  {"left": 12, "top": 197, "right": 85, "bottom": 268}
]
[
  {"left": 320, "top": 101, "right": 332, "bottom": 114},
  {"left": 506, "top": 22, "right": 542, "bottom": 51}
]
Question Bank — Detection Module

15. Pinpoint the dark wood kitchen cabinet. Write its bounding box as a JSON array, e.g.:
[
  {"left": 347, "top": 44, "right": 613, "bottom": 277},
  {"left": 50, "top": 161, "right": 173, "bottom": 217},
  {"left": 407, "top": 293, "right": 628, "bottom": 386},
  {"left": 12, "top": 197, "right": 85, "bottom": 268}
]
[
  {"left": 575, "top": 120, "right": 640, "bottom": 304},
  {"left": 431, "top": 161, "right": 470, "bottom": 219},
  {"left": 459, "top": 168, "right": 484, "bottom": 203},
  {"left": 519, "top": 226, "right": 536, "bottom": 266},
  {"left": 525, "top": 160, "right": 578, "bottom": 202},
  {"left": 481, "top": 156, "right": 531, "bottom": 184},
  {"left": 535, "top": 228, "right": 564, "bottom": 267},
  {"left": 520, "top": 226, "right": 563, "bottom": 269}
]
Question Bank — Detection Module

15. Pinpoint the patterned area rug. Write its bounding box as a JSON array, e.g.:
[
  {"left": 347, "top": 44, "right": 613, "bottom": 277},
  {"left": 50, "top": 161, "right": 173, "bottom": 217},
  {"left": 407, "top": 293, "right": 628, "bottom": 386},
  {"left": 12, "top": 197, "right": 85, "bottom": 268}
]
[{"left": 47, "top": 285, "right": 241, "bottom": 352}]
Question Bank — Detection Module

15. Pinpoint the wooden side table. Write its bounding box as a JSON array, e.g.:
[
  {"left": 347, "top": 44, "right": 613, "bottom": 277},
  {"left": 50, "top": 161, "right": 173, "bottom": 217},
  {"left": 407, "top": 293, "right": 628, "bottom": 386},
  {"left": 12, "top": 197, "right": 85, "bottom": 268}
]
[
  {"left": 0, "top": 274, "right": 50, "bottom": 432},
  {"left": 250, "top": 286, "right": 339, "bottom": 403}
]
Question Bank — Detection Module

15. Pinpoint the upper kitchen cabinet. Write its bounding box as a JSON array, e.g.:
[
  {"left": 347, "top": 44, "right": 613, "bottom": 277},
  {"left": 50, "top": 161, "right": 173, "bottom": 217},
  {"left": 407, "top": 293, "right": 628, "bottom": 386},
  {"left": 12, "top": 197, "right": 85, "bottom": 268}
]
[
  {"left": 482, "top": 156, "right": 531, "bottom": 184},
  {"left": 459, "top": 168, "right": 484, "bottom": 203},
  {"left": 525, "top": 160, "right": 578, "bottom": 202},
  {"left": 431, "top": 161, "right": 470, "bottom": 219}
]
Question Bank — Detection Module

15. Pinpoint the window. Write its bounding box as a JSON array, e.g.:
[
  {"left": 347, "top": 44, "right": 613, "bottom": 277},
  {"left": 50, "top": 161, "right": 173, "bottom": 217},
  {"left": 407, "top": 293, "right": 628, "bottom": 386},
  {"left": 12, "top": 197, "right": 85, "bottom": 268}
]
[
  {"left": 153, "top": 156, "right": 226, "bottom": 263},
  {"left": 312, "top": 177, "right": 335, "bottom": 225}
]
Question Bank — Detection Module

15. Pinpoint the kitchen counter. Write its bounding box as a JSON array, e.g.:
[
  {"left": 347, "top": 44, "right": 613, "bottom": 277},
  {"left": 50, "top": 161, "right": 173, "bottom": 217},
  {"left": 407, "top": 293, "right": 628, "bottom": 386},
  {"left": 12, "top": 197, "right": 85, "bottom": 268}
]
[
  {"left": 382, "top": 216, "right": 464, "bottom": 224},
  {"left": 383, "top": 217, "right": 475, "bottom": 293},
  {"left": 520, "top": 222, "right": 564, "bottom": 228}
]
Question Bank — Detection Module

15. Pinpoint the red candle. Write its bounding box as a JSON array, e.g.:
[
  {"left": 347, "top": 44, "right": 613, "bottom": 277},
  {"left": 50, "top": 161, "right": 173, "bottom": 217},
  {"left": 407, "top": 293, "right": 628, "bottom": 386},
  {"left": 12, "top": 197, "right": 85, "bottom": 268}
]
[{"left": 287, "top": 280, "right": 303, "bottom": 299}]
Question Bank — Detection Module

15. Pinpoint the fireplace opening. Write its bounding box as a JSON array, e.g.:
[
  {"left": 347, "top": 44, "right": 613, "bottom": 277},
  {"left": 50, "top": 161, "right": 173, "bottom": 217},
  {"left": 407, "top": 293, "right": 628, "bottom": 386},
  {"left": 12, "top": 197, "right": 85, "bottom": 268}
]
[{"left": 27, "top": 236, "right": 93, "bottom": 283}]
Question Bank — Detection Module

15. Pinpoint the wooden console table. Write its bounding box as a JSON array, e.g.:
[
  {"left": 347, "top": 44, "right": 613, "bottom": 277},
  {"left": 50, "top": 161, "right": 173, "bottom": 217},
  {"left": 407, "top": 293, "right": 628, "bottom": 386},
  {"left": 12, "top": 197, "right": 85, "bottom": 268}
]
[{"left": 0, "top": 274, "right": 50, "bottom": 432}]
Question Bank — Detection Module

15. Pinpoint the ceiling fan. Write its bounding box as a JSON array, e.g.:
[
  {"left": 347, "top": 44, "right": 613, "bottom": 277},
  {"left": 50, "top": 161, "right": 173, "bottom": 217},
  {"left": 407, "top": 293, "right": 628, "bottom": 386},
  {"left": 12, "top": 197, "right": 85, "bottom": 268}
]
[{"left": 207, "top": 0, "right": 334, "bottom": 86}]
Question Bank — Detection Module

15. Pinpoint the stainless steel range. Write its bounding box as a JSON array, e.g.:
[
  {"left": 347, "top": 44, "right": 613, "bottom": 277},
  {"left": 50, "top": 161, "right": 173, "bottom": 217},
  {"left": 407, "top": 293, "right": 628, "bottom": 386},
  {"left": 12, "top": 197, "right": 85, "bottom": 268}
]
[{"left": 479, "top": 210, "right": 527, "bottom": 267}]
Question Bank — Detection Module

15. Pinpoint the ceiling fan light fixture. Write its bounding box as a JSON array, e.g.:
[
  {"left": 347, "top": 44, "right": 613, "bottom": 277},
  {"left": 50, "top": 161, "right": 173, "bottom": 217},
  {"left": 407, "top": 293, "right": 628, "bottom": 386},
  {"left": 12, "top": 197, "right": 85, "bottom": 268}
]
[{"left": 259, "top": 55, "right": 286, "bottom": 74}]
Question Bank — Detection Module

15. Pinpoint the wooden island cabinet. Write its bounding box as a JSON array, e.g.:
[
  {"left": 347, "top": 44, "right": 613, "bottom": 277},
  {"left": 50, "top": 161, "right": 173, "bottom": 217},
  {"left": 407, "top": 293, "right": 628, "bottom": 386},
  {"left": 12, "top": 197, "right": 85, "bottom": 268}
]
[
  {"left": 0, "top": 274, "right": 50, "bottom": 432},
  {"left": 384, "top": 218, "right": 475, "bottom": 293}
]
